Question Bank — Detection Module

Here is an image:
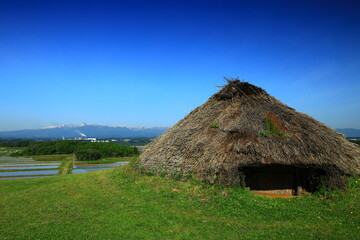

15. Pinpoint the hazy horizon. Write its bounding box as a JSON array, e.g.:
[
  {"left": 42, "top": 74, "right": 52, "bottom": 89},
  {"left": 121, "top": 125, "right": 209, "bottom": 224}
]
[
  {"left": 1, "top": 123, "right": 359, "bottom": 133},
  {"left": 0, "top": 123, "right": 169, "bottom": 132},
  {"left": 1, "top": 0, "right": 360, "bottom": 131}
]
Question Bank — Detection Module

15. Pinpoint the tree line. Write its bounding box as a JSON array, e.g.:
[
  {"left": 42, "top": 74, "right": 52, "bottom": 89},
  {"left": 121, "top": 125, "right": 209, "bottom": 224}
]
[
  {"left": 0, "top": 140, "right": 34, "bottom": 147},
  {"left": 349, "top": 139, "right": 360, "bottom": 145},
  {"left": 10, "top": 140, "right": 139, "bottom": 161}
]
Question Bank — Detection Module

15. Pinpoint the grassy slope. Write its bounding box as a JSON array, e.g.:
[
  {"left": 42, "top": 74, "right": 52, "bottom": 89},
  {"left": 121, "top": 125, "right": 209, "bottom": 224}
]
[{"left": 0, "top": 167, "right": 359, "bottom": 240}]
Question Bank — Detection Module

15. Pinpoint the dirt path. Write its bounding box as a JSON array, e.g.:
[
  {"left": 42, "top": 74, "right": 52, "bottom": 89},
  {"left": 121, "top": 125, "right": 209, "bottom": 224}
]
[{"left": 254, "top": 192, "right": 294, "bottom": 198}]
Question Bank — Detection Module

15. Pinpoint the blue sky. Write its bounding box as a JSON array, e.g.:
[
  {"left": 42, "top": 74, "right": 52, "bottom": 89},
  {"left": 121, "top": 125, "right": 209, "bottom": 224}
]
[{"left": 0, "top": 0, "right": 359, "bottom": 131}]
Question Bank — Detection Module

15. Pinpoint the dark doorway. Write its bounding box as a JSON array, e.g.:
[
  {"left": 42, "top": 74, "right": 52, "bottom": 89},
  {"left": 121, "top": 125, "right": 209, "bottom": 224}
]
[{"left": 242, "top": 165, "right": 324, "bottom": 195}]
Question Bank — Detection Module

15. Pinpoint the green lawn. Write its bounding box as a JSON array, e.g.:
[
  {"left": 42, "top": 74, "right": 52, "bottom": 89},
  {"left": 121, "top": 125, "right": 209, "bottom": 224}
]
[{"left": 0, "top": 166, "right": 358, "bottom": 240}]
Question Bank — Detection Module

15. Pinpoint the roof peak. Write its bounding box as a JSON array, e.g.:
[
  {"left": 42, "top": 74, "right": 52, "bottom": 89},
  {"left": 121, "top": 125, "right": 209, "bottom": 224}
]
[{"left": 214, "top": 79, "right": 267, "bottom": 101}]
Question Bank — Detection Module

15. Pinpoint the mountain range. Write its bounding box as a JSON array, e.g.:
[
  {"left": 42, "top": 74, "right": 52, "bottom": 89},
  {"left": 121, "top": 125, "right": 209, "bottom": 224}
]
[
  {"left": 336, "top": 128, "right": 360, "bottom": 138},
  {"left": 0, "top": 124, "right": 359, "bottom": 139},
  {"left": 0, "top": 124, "right": 169, "bottom": 139}
]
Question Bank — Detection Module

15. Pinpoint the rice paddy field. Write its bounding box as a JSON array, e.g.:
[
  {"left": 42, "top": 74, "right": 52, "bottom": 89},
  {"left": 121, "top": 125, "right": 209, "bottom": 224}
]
[
  {"left": 0, "top": 163, "right": 359, "bottom": 240},
  {"left": 0, "top": 154, "right": 130, "bottom": 179}
]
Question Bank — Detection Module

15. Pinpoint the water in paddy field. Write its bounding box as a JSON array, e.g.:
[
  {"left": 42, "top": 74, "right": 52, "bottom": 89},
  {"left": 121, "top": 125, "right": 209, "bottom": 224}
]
[
  {"left": 0, "top": 156, "right": 129, "bottom": 180},
  {"left": 0, "top": 156, "right": 61, "bottom": 180},
  {"left": 72, "top": 161, "right": 129, "bottom": 174}
]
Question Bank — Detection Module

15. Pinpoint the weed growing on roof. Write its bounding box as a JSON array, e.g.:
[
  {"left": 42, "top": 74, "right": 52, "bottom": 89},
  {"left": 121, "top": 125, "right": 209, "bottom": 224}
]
[{"left": 260, "top": 112, "right": 287, "bottom": 138}]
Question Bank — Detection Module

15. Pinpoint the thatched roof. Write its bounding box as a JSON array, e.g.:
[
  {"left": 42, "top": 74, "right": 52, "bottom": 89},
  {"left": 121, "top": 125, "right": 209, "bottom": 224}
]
[{"left": 138, "top": 80, "right": 360, "bottom": 186}]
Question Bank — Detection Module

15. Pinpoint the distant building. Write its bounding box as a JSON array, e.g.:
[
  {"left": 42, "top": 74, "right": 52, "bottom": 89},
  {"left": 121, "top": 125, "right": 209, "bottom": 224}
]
[{"left": 75, "top": 137, "right": 97, "bottom": 142}]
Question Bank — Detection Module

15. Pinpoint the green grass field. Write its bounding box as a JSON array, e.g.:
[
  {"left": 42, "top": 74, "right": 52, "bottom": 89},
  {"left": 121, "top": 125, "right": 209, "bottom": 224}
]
[{"left": 0, "top": 166, "right": 359, "bottom": 240}]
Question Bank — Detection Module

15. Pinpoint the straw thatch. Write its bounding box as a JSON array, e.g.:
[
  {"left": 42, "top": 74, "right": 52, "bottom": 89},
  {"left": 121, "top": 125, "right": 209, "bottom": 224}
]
[{"left": 138, "top": 80, "right": 360, "bottom": 189}]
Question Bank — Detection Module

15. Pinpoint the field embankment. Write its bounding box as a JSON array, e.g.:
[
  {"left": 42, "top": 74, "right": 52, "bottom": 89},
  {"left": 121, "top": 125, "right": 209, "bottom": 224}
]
[
  {"left": 0, "top": 165, "right": 358, "bottom": 240},
  {"left": 57, "top": 155, "right": 74, "bottom": 175}
]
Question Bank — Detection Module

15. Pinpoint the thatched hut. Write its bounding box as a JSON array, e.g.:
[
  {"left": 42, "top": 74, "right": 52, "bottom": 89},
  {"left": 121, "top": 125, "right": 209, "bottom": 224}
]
[{"left": 138, "top": 80, "right": 360, "bottom": 195}]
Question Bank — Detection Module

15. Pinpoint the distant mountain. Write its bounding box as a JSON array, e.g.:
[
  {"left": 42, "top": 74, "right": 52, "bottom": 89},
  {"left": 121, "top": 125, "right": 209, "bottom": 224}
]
[
  {"left": 336, "top": 128, "right": 360, "bottom": 138},
  {"left": 0, "top": 124, "right": 169, "bottom": 139},
  {"left": 1, "top": 124, "right": 357, "bottom": 139}
]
